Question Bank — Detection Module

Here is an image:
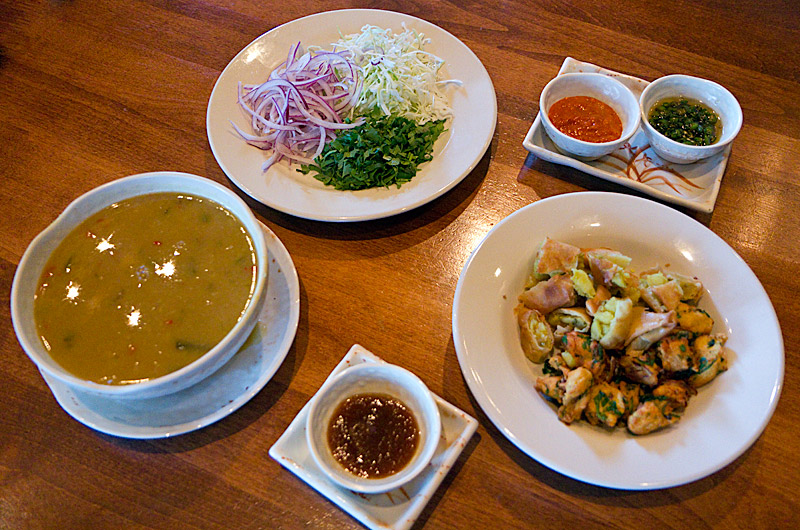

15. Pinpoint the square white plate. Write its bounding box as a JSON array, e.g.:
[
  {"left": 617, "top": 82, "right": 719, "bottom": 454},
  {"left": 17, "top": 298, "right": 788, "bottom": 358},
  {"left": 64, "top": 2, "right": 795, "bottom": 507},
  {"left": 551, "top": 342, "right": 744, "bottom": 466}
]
[
  {"left": 523, "top": 57, "right": 731, "bottom": 213},
  {"left": 269, "top": 344, "right": 477, "bottom": 530}
]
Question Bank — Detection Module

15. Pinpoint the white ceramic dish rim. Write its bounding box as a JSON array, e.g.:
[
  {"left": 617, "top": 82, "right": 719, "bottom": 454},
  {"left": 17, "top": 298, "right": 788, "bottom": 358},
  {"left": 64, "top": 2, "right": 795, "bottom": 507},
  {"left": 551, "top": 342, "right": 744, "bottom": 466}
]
[
  {"left": 639, "top": 74, "right": 743, "bottom": 154},
  {"left": 36, "top": 220, "right": 300, "bottom": 439},
  {"left": 452, "top": 191, "right": 784, "bottom": 489},
  {"left": 539, "top": 72, "right": 641, "bottom": 149},
  {"left": 305, "top": 362, "right": 442, "bottom": 494},
  {"left": 206, "top": 8, "right": 497, "bottom": 222},
  {"left": 11, "top": 171, "right": 269, "bottom": 399}
]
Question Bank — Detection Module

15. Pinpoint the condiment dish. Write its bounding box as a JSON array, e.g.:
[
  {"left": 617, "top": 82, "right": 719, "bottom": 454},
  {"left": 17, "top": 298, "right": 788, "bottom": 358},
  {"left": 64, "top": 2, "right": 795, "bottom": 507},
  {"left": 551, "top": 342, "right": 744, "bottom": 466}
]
[
  {"left": 539, "top": 72, "right": 640, "bottom": 160},
  {"left": 639, "top": 74, "right": 742, "bottom": 164},
  {"left": 11, "top": 171, "right": 269, "bottom": 400},
  {"left": 306, "top": 362, "right": 441, "bottom": 494}
]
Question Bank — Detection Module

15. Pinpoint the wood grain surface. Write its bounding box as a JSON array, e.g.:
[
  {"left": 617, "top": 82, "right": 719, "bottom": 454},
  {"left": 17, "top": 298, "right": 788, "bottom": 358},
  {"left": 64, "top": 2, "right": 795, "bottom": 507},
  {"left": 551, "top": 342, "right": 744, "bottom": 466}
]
[{"left": 2, "top": 1, "right": 798, "bottom": 528}]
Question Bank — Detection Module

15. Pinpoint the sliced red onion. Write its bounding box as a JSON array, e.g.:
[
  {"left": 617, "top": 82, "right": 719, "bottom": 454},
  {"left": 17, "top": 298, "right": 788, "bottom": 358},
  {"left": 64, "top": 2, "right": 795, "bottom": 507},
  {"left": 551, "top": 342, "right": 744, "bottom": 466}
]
[{"left": 234, "top": 42, "right": 364, "bottom": 171}]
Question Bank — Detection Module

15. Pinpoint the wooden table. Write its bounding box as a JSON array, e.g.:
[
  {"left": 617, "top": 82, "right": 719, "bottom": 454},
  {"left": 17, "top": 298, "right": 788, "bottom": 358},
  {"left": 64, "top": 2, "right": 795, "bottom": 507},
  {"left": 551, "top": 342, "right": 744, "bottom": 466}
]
[{"left": 2, "top": 1, "right": 798, "bottom": 528}]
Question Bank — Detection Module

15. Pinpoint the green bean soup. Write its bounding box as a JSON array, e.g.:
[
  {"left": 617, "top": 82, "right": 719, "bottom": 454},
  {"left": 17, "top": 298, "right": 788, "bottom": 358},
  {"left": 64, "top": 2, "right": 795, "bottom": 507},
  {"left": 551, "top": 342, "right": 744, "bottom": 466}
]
[{"left": 34, "top": 193, "right": 258, "bottom": 385}]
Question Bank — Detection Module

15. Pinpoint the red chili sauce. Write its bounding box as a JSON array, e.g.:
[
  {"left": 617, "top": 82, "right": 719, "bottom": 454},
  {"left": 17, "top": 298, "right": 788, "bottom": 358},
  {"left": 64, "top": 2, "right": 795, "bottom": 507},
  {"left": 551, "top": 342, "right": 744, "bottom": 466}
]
[
  {"left": 327, "top": 393, "right": 419, "bottom": 479},
  {"left": 548, "top": 96, "right": 623, "bottom": 143}
]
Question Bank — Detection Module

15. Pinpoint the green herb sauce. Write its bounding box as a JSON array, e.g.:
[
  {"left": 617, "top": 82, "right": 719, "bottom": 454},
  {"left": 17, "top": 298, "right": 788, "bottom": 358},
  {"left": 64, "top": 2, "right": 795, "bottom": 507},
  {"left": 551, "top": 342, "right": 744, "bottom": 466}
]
[{"left": 648, "top": 97, "right": 721, "bottom": 146}]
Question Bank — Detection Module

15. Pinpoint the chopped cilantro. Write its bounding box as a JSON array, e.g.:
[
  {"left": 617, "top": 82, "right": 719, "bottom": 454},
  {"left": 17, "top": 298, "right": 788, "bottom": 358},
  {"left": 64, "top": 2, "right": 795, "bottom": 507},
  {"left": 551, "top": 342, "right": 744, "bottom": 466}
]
[
  {"left": 696, "top": 357, "right": 712, "bottom": 373},
  {"left": 299, "top": 114, "right": 445, "bottom": 190},
  {"left": 637, "top": 353, "right": 655, "bottom": 367},
  {"left": 593, "top": 391, "right": 620, "bottom": 422},
  {"left": 594, "top": 343, "right": 605, "bottom": 361},
  {"left": 542, "top": 359, "right": 560, "bottom": 376}
]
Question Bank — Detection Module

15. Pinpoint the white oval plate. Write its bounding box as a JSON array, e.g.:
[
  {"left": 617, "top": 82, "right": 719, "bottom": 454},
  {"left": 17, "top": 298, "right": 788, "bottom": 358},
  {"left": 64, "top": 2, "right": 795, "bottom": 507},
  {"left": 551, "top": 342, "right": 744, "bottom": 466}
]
[
  {"left": 41, "top": 223, "right": 300, "bottom": 439},
  {"left": 452, "top": 192, "right": 784, "bottom": 489},
  {"left": 207, "top": 9, "right": 496, "bottom": 222}
]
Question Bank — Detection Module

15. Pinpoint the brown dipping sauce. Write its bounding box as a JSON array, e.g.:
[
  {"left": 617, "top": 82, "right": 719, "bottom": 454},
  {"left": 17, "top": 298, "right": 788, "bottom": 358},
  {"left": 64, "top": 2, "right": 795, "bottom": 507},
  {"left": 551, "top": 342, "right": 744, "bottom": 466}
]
[
  {"left": 327, "top": 393, "right": 420, "bottom": 479},
  {"left": 548, "top": 96, "right": 623, "bottom": 143}
]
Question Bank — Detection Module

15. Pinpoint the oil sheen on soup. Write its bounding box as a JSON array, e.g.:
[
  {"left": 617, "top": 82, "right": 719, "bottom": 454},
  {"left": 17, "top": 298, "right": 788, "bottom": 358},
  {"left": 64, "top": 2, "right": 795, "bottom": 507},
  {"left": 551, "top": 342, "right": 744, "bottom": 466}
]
[{"left": 34, "top": 193, "right": 258, "bottom": 385}]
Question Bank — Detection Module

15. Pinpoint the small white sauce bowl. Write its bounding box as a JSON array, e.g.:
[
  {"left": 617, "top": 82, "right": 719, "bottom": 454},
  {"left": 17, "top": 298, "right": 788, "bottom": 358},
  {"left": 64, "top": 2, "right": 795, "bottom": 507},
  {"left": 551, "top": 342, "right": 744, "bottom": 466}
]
[
  {"left": 10, "top": 171, "right": 269, "bottom": 400},
  {"left": 539, "top": 72, "right": 640, "bottom": 161},
  {"left": 639, "top": 74, "right": 743, "bottom": 164},
  {"left": 306, "top": 362, "right": 441, "bottom": 494}
]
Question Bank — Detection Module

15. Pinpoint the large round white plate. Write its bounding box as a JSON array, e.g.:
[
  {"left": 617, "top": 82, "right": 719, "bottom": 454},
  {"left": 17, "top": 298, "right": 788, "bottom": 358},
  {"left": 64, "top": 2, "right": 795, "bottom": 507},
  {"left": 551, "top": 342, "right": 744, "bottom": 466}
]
[
  {"left": 206, "top": 9, "right": 496, "bottom": 222},
  {"left": 452, "top": 192, "right": 784, "bottom": 489},
  {"left": 41, "top": 223, "right": 300, "bottom": 439}
]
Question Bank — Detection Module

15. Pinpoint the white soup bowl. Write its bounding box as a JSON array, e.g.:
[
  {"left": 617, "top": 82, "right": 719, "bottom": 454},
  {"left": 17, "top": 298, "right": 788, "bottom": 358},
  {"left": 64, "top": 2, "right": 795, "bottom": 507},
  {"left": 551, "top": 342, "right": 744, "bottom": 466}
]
[{"left": 10, "top": 171, "right": 268, "bottom": 400}]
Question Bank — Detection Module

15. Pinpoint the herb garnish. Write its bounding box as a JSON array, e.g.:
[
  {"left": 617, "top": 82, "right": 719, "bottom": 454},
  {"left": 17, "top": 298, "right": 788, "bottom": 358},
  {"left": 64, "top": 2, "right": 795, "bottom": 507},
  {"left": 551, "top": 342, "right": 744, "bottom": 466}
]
[{"left": 299, "top": 114, "right": 445, "bottom": 191}]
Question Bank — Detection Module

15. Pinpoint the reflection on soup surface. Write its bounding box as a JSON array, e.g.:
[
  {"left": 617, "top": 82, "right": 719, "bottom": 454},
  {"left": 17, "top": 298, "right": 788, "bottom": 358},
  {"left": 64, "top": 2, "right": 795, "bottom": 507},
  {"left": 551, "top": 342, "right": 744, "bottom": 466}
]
[{"left": 34, "top": 193, "right": 258, "bottom": 385}]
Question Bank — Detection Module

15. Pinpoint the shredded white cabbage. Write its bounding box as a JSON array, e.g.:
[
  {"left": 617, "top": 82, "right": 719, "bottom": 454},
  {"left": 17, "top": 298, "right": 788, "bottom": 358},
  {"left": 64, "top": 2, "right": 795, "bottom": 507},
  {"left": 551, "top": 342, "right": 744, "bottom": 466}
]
[{"left": 318, "top": 24, "right": 462, "bottom": 124}]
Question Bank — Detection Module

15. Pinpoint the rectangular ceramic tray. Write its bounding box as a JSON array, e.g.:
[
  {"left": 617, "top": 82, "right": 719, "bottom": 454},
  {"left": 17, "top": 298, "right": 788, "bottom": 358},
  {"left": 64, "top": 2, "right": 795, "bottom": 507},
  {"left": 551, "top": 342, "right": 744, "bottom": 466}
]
[
  {"left": 269, "top": 344, "right": 478, "bottom": 530},
  {"left": 523, "top": 57, "right": 730, "bottom": 213}
]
